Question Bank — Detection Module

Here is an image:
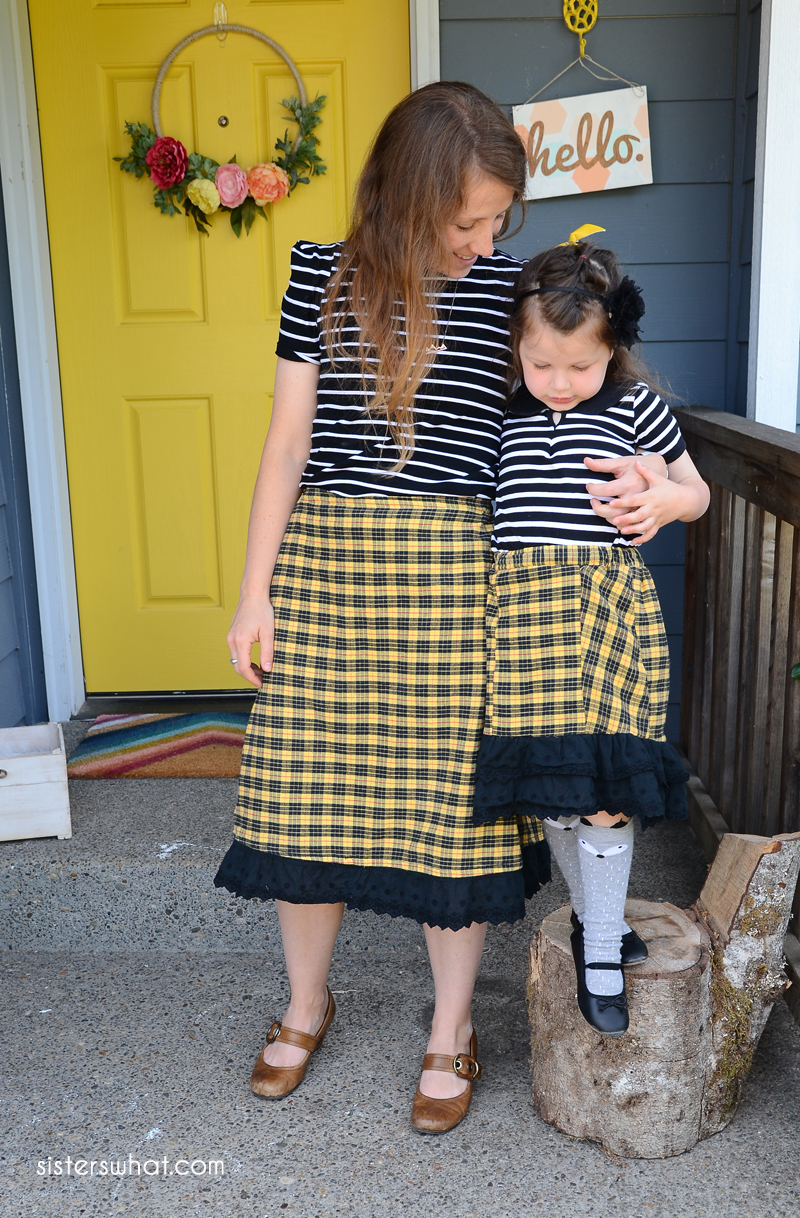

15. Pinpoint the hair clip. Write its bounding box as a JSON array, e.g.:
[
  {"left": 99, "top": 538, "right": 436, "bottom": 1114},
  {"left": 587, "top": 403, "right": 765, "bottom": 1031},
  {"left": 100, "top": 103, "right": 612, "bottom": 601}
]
[{"left": 558, "top": 223, "right": 606, "bottom": 247}]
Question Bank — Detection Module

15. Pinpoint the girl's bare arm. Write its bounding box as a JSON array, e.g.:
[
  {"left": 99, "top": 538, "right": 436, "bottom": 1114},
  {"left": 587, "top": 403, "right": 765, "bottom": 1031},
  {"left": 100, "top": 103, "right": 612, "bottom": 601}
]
[{"left": 596, "top": 452, "right": 709, "bottom": 546}]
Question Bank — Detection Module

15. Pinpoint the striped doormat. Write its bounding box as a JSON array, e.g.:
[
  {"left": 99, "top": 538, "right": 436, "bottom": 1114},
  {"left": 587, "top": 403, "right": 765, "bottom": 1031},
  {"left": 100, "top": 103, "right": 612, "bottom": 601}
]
[{"left": 66, "top": 713, "right": 250, "bottom": 778}]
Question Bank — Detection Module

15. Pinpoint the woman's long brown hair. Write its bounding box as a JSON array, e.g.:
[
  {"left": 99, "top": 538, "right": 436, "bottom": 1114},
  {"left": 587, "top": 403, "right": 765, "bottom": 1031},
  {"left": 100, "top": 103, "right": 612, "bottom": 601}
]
[{"left": 321, "top": 81, "right": 527, "bottom": 469}]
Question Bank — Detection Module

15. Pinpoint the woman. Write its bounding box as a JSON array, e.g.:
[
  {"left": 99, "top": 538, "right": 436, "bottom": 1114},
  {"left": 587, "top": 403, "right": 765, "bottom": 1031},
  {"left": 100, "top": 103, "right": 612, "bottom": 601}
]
[{"left": 215, "top": 82, "right": 646, "bottom": 1133}]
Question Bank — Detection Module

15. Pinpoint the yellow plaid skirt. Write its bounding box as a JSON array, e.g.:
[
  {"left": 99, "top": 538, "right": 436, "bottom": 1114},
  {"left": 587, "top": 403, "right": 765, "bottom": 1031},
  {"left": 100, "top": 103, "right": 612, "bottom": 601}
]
[
  {"left": 473, "top": 545, "right": 687, "bottom": 826},
  {"left": 485, "top": 545, "right": 669, "bottom": 739},
  {"left": 234, "top": 488, "right": 544, "bottom": 879}
]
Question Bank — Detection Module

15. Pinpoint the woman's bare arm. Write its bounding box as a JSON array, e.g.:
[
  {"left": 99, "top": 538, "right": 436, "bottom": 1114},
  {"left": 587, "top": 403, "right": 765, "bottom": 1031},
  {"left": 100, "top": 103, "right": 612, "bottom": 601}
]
[{"left": 227, "top": 358, "right": 319, "bottom": 687}]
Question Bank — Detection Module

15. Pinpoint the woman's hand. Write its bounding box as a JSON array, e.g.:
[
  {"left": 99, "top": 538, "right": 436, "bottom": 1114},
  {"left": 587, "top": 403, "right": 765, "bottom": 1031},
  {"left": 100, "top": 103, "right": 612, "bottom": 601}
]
[
  {"left": 224, "top": 357, "right": 319, "bottom": 689},
  {"left": 593, "top": 456, "right": 710, "bottom": 545},
  {"left": 227, "top": 595, "right": 275, "bottom": 689},
  {"left": 584, "top": 453, "right": 668, "bottom": 525}
]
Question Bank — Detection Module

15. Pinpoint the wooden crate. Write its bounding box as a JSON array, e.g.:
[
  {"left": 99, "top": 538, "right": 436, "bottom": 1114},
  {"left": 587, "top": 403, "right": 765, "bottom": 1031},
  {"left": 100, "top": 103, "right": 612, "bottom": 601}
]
[{"left": 0, "top": 723, "right": 71, "bottom": 841}]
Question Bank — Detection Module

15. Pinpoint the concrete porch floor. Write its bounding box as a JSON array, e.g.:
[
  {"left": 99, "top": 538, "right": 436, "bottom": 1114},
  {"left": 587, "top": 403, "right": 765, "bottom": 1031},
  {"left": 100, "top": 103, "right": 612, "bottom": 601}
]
[{"left": 1, "top": 726, "right": 799, "bottom": 1218}]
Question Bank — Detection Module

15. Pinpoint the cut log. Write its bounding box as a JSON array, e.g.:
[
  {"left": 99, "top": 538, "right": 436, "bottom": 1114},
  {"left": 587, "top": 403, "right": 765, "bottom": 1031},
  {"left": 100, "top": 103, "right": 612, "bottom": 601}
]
[
  {"left": 529, "top": 899, "right": 710, "bottom": 1158},
  {"left": 528, "top": 832, "right": 800, "bottom": 1158},
  {"left": 694, "top": 831, "right": 800, "bottom": 1134}
]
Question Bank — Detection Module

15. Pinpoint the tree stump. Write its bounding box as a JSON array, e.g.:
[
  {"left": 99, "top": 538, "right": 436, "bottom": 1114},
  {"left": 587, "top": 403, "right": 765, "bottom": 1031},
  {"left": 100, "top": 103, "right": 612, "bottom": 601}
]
[{"left": 528, "top": 831, "right": 800, "bottom": 1158}]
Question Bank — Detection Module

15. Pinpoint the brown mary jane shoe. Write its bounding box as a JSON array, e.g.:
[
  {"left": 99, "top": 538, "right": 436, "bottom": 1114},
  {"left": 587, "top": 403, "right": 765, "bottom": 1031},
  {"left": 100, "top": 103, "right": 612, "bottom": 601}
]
[
  {"left": 410, "top": 1030, "right": 482, "bottom": 1134},
  {"left": 249, "top": 987, "right": 336, "bottom": 1099}
]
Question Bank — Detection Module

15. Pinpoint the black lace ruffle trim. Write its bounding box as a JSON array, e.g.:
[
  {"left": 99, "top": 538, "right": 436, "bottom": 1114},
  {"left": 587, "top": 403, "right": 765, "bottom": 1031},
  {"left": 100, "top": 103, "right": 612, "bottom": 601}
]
[
  {"left": 473, "top": 733, "right": 688, "bottom": 829},
  {"left": 213, "top": 839, "right": 551, "bottom": 931}
]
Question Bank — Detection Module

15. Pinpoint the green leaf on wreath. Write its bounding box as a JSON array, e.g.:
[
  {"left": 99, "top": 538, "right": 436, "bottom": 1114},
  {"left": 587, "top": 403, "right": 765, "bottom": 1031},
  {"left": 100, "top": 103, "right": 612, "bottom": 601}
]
[
  {"left": 229, "top": 205, "right": 243, "bottom": 239},
  {"left": 183, "top": 198, "right": 210, "bottom": 235},
  {"left": 256, "top": 203, "right": 269, "bottom": 222},
  {"left": 273, "top": 95, "right": 328, "bottom": 193},
  {"left": 241, "top": 196, "right": 257, "bottom": 234},
  {"left": 154, "top": 189, "right": 176, "bottom": 216}
]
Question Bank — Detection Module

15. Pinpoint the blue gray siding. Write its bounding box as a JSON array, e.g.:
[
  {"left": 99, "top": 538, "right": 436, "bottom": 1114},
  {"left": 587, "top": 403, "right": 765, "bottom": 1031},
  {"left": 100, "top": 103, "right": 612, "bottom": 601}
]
[
  {"left": 0, "top": 177, "right": 47, "bottom": 727},
  {"left": 727, "top": 0, "right": 760, "bottom": 418},
  {"left": 441, "top": 0, "right": 738, "bottom": 409},
  {"left": 441, "top": 0, "right": 746, "bottom": 739}
]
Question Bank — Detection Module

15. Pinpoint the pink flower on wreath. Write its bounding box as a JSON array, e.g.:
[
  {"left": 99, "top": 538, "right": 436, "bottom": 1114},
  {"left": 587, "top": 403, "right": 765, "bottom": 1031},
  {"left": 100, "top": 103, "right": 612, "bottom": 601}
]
[
  {"left": 246, "top": 162, "right": 290, "bottom": 206},
  {"left": 145, "top": 136, "right": 188, "bottom": 190},
  {"left": 215, "top": 162, "right": 248, "bottom": 208}
]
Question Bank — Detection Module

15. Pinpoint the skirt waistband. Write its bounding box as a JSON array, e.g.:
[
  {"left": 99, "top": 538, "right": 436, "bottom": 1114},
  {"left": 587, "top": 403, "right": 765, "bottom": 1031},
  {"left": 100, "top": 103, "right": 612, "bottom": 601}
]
[
  {"left": 301, "top": 485, "right": 492, "bottom": 524},
  {"left": 494, "top": 544, "right": 645, "bottom": 572}
]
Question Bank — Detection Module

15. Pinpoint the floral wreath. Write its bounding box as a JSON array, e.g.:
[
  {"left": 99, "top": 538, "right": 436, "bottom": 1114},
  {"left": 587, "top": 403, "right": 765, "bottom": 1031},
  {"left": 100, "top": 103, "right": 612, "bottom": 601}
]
[{"left": 114, "top": 23, "right": 325, "bottom": 237}]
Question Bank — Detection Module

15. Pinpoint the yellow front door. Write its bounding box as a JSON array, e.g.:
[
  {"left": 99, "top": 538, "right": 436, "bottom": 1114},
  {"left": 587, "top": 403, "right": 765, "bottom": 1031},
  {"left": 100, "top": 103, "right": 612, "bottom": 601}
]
[{"left": 29, "top": 0, "right": 410, "bottom": 692}]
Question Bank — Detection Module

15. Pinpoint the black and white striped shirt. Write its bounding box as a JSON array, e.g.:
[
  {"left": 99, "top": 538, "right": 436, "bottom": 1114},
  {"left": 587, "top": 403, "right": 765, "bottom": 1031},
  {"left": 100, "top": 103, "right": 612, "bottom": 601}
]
[
  {"left": 493, "top": 380, "right": 686, "bottom": 549},
  {"left": 276, "top": 240, "right": 521, "bottom": 498}
]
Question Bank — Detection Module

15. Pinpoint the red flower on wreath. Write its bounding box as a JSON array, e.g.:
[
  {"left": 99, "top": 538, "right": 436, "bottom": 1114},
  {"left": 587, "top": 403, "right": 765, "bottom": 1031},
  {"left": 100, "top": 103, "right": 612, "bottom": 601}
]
[{"left": 145, "top": 136, "right": 188, "bottom": 190}]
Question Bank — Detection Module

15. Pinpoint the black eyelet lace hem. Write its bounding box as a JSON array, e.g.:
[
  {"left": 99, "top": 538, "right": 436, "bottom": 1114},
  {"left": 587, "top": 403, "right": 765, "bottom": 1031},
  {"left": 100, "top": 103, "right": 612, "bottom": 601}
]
[
  {"left": 213, "top": 840, "right": 551, "bottom": 931},
  {"left": 473, "top": 733, "right": 689, "bottom": 830}
]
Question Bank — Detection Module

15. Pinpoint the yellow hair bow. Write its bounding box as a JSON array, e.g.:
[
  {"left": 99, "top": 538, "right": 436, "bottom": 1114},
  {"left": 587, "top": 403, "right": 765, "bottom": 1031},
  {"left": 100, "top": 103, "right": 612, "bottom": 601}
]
[{"left": 558, "top": 224, "right": 606, "bottom": 246}]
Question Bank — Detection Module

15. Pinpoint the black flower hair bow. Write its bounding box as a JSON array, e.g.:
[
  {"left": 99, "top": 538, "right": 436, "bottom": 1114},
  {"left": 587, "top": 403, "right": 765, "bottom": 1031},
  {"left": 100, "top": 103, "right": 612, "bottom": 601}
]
[{"left": 605, "top": 276, "right": 645, "bottom": 349}]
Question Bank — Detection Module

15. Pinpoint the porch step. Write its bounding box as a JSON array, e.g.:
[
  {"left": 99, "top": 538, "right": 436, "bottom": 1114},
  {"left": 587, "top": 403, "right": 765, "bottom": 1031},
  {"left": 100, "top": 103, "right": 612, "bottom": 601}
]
[
  {"left": 2, "top": 776, "right": 264, "bottom": 952},
  {"left": 1, "top": 724, "right": 711, "bottom": 954},
  {"left": 0, "top": 774, "right": 428, "bottom": 955}
]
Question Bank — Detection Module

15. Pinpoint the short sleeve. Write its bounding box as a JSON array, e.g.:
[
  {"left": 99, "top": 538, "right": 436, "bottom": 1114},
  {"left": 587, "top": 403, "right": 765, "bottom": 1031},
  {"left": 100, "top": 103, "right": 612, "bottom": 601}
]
[
  {"left": 631, "top": 385, "right": 686, "bottom": 463},
  {"left": 275, "top": 241, "right": 339, "bottom": 364}
]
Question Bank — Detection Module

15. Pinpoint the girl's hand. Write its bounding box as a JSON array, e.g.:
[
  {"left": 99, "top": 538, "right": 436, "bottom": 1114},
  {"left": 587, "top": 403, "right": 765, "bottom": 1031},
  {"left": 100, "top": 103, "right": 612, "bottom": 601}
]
[
  {"left": 593, "top": 457, "right": 709, "bottom": 545},
  {"left": 227, "top": 595, "right": 275, "bottom": 689},
  {"left": 585, "top": 453, "right": 668, "bottom": 524}
]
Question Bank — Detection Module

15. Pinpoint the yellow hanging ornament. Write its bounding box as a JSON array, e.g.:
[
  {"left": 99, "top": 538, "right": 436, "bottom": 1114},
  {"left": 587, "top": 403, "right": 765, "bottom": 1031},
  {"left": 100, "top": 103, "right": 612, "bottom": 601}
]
[{"left": 563, "top": 0, "right": 598, "bottom": 59}]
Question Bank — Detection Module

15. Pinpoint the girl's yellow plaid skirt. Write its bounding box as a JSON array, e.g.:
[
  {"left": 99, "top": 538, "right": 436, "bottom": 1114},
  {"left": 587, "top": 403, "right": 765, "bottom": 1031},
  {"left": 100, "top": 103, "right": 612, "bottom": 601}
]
[
  {"left": 215, "top": 489, "right": 549, "bottom": 929},
  {"left": 473, "top": 545, "right": 688, "bottom": 827}
]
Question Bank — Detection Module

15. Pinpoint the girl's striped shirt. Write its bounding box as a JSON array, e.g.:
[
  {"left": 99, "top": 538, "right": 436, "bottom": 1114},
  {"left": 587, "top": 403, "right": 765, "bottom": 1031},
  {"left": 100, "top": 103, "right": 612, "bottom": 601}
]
[
  {"left": 276, "top": 240, "right": 521, "bottom": 499},
  {"left": 493, "top": 379, "right": 686, "bottom": 549}
]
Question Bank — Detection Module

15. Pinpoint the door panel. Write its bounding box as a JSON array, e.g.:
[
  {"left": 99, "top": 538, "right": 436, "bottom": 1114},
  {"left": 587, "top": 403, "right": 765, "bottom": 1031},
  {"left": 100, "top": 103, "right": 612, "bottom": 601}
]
[
  {"left": 126, "top": 396, "right": 221, "bottom": 605},
  {"left": 29, "top": 0, "right": 410, "bottom": 691},
  {"left": 105, "top": 68, "right": 206, "bottom": 323}
]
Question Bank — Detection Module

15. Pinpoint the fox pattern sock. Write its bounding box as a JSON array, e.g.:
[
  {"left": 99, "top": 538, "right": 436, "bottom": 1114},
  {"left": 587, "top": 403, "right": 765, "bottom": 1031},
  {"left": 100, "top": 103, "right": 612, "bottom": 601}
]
[
  {"left": 543, "top": 817, "right": 585, "bottom": 920},
  {"left": 543, "top": 816, "right": 632, "bottom": 936},
  {"left": 577, "top": 818, "right": 635, "bottom": 997}
]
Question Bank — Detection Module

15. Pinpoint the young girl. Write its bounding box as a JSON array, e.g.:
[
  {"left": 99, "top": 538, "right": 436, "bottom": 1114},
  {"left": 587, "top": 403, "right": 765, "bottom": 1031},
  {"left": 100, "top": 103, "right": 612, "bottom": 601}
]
[{"left": 473, "top": 228, "right": 709, "bottom": 1036}]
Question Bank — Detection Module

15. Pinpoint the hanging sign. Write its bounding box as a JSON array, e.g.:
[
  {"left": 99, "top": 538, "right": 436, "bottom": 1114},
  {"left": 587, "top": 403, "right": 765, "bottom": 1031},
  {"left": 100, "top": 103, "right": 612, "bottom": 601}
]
[{"left": 512, "top": 86, "right": 652, "bottom": 201}]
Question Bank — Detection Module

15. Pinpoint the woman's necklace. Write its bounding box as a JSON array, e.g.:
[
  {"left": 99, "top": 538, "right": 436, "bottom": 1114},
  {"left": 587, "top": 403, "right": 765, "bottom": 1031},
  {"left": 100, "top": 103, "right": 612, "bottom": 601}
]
[
  {"left": 426, "top": 277, "right": 460, "bottom": 354},
  {"left": 362, "top": 278, "right": 458, "bottom": 459}
]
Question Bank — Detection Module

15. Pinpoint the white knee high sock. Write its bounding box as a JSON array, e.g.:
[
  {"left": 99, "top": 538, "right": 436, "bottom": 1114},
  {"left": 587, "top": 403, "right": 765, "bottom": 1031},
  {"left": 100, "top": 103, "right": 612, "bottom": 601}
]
[
  {"left": 577, "top": 819, "right": 634, "bottom": 997},
  {"left": 544, "top": 816, "right": 632, "bottom": 935},
  {"left": 542, "top": 817, "right": 584, "bottom": 920}
]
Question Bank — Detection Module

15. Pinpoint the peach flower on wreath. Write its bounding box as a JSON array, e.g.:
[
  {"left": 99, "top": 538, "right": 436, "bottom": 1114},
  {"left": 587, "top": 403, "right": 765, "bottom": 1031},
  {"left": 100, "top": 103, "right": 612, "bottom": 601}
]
[
  {"left": 215, "top": 162, "right": 249, "bottom": 208},
  {"left": 246, "top": 162, "right": 290, "bottom": 206}
]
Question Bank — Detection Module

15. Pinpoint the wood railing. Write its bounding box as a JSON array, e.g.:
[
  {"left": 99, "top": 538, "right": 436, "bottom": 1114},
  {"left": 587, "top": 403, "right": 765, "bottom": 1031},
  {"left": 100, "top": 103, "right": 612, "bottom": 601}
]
[{"left": 675, "top": 407, "right": 800, "bottom": 948}]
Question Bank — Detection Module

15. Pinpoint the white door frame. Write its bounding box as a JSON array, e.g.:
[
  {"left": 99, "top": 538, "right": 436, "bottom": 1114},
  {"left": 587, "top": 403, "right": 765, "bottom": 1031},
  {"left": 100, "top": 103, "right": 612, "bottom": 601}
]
[
  {"left": 0, "top": 0, "right": 84, "bottom": 720},
  {"left": 747, "top": 0, "right": 800, "bottom": 431},
  {"left": 410, "top": 0, "right": 440, "bottom": 91},
  {"left": 0, "top": 1, "right": 440, "bottom": 720}
]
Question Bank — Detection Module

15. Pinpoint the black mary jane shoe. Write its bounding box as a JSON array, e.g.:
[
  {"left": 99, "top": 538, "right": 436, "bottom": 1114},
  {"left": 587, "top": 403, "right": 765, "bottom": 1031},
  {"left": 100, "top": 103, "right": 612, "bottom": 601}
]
[
  {"left": 570, "top": 928, "right": 629, "bottom": 1037},
  {"left": 571, "top": 910, "right": 648, "bottom": 967}
]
